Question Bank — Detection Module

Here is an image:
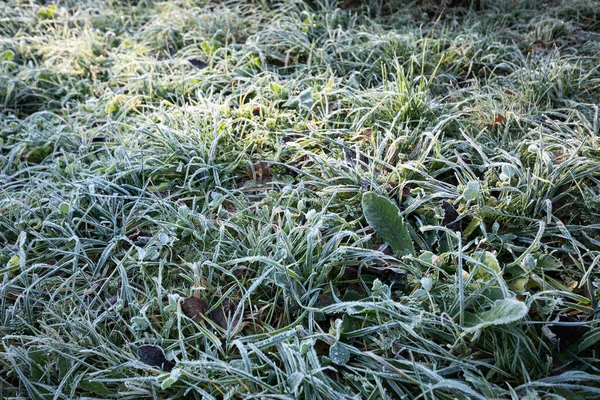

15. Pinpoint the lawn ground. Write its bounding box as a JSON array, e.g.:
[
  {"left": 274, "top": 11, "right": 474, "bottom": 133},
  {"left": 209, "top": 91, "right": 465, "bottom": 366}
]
[{"left": 1, "top": 0, "right": 600, "bottom": 398}]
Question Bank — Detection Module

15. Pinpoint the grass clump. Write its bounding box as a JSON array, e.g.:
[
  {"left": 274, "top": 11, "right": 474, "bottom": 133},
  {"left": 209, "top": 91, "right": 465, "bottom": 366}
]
[{"left": 1, "top": 0, "right": 600, "bottom": 398}]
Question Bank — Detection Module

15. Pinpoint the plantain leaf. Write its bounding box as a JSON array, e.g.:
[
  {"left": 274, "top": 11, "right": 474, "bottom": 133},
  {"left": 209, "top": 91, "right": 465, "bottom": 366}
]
[{"left": 362, "top": 192, "right": 415, "bottom": 256}]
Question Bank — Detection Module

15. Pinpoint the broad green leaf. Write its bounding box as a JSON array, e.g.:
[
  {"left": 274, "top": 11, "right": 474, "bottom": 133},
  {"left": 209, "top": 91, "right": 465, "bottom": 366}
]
[
  {"left": 59, "top": 202, "right": 70, "bottom": 215},
  {"left": 421, "top": 277, "right": 433, "bottom": 292},
  {"left": 508, "top": 277, "right": 529, "bottom": 292},
  {"left": 1, "top": 50, "right": 14, "bottom": 61},
  {"left": 463, "top": 181, "right": 480, "bottom": 201},
  {"left": 285, "top": 88, "right": 313, "bottom": 110},
  {"left": 371, "top": 278, "right": 383, "bottom": 292},
  {"left": 362, "top": 192, "right": 415, "bottom": 256},
  {"left": 300, "top": 338, "right": 315, "bottom": 355},
  {"left": 418, "top": 251, "right": 435, "bottom": 265},
  {"left": 463, "top": 298, "right": 528, "bottom": 333},
  {"left": 131, "top": 315, "right": 150, "bottom": 331},
  {"left": 27, "top": 348, "right": 48, "bottom": 382},
  {"left": 269, "top": 82, "right": 285, "bottom": 95},
  {"left": 57, "top": 352, "right": 70, "bottom": 380},
  {"left": 37, "top": 5, "right": 56, "bottom": 19},
  {"left": 158, "top": 368, "right": 181, "bottom": 389},
  {"left": 469, "top": 251, "right": 501, "bottom": 280},
  {"left": 576, "top": 327, "right": 600, "bottom": 353},
  {"left": 8, "top": 255, "right": 20, "bottom": 268},
  {"left": 500, "top": 165, "right": 515, "bottom": 181},
  {"left": 79, "top": 379, "right": 113, "bottom": 396},
  {"left": 521, "top": 254, "right": 536, "bottom": 271},
  {"left": 287, "top": 372, "right": 304, "bottom": 392},
  {"left": 329, "top": 342, "right": 350, "bottom": 366},
  {"left": 536, "top": 254, "right": 562, "bottom": 271}
]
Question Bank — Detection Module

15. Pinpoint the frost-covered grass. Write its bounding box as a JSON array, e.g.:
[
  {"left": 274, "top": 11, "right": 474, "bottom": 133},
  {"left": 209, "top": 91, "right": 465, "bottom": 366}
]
[{"left": 1, "top": 0, "right": 600, "bottom": 398}]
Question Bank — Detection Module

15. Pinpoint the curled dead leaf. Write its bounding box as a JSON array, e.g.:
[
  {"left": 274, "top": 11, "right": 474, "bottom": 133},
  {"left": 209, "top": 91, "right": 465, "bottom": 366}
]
[
  {"left": 210, "top": 298, "right": 239, "bottom": 329},
  {"left": 544, "top": 314, "right": 589, "bottom": 351},
  {"left": 494, "top": 113, "right": 505, "bottom": 126},
  {"left": 188, "top": 58, "right": 208, "bottom": 69},
  {"left": 181, "top": 297, "right": 208, "bottom": 322},
  {"left": 441, "top": 201, "right": 462, "bottom": 232},
  {"left": 246, "top": 162, "right": 270, "bottom": 182},
  {"left": 138, "top": 345, "right": 175, "bottom": 372}
]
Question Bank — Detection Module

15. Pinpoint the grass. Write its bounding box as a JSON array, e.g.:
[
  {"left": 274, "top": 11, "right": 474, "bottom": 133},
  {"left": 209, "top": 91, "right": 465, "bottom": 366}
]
[{"left": 1, "top": 0, "right": 600, "bottom": 398}]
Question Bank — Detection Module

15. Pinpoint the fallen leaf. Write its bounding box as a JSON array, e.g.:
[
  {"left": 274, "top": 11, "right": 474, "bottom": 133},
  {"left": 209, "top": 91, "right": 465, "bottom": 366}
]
[
  {"left": 341, "top": 267, "right": 358, "bottom": 280},
  {"left": 128, "top": 230, "right": 153, "bottom": 246},
  {"left": 400, "top": 185, "right": 411, "bottom": 200},
  {"left": 106, "top": 294, "right": 119, "bottom": 307},
  {"left": 441, "top": 201, "right": 462, "bottom": 232},
  {"left": 494, "top": 113, "right": 505, "bottom": 126},
  {"left": 138, "top": 345, "right": 175, "bottom": 372},
  {"left": 210, "top": 298, "right": 239, "bottom": 329},
  {"left": 188, "top": 58, "right": 208, "bottom": 69},
  {"left": 362, "top": 265, "right": 408, "bottom": 279},
  {"left": 342, "top": 146, "right": 368, "bottom": 171},
  {"left": 91, "top": 120, "right": 108, "bottom": 128},
  {"left": 99, "top": 294, "right": 129, "bottom": 313},
  {"left": 233, "top": 267, "right": 248, "bottom": 279},
  {"left": 181, "top": 297, "right": 207, "bottom": 322},
  {"left": 545, "top": 314, "right": 589, "bottom": 351},
  {"left": 317, "top": 294, "right": 332, "bottom": 306},
  {"left": 246, "top": 162, "right": 270, "bottom": 182}
]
